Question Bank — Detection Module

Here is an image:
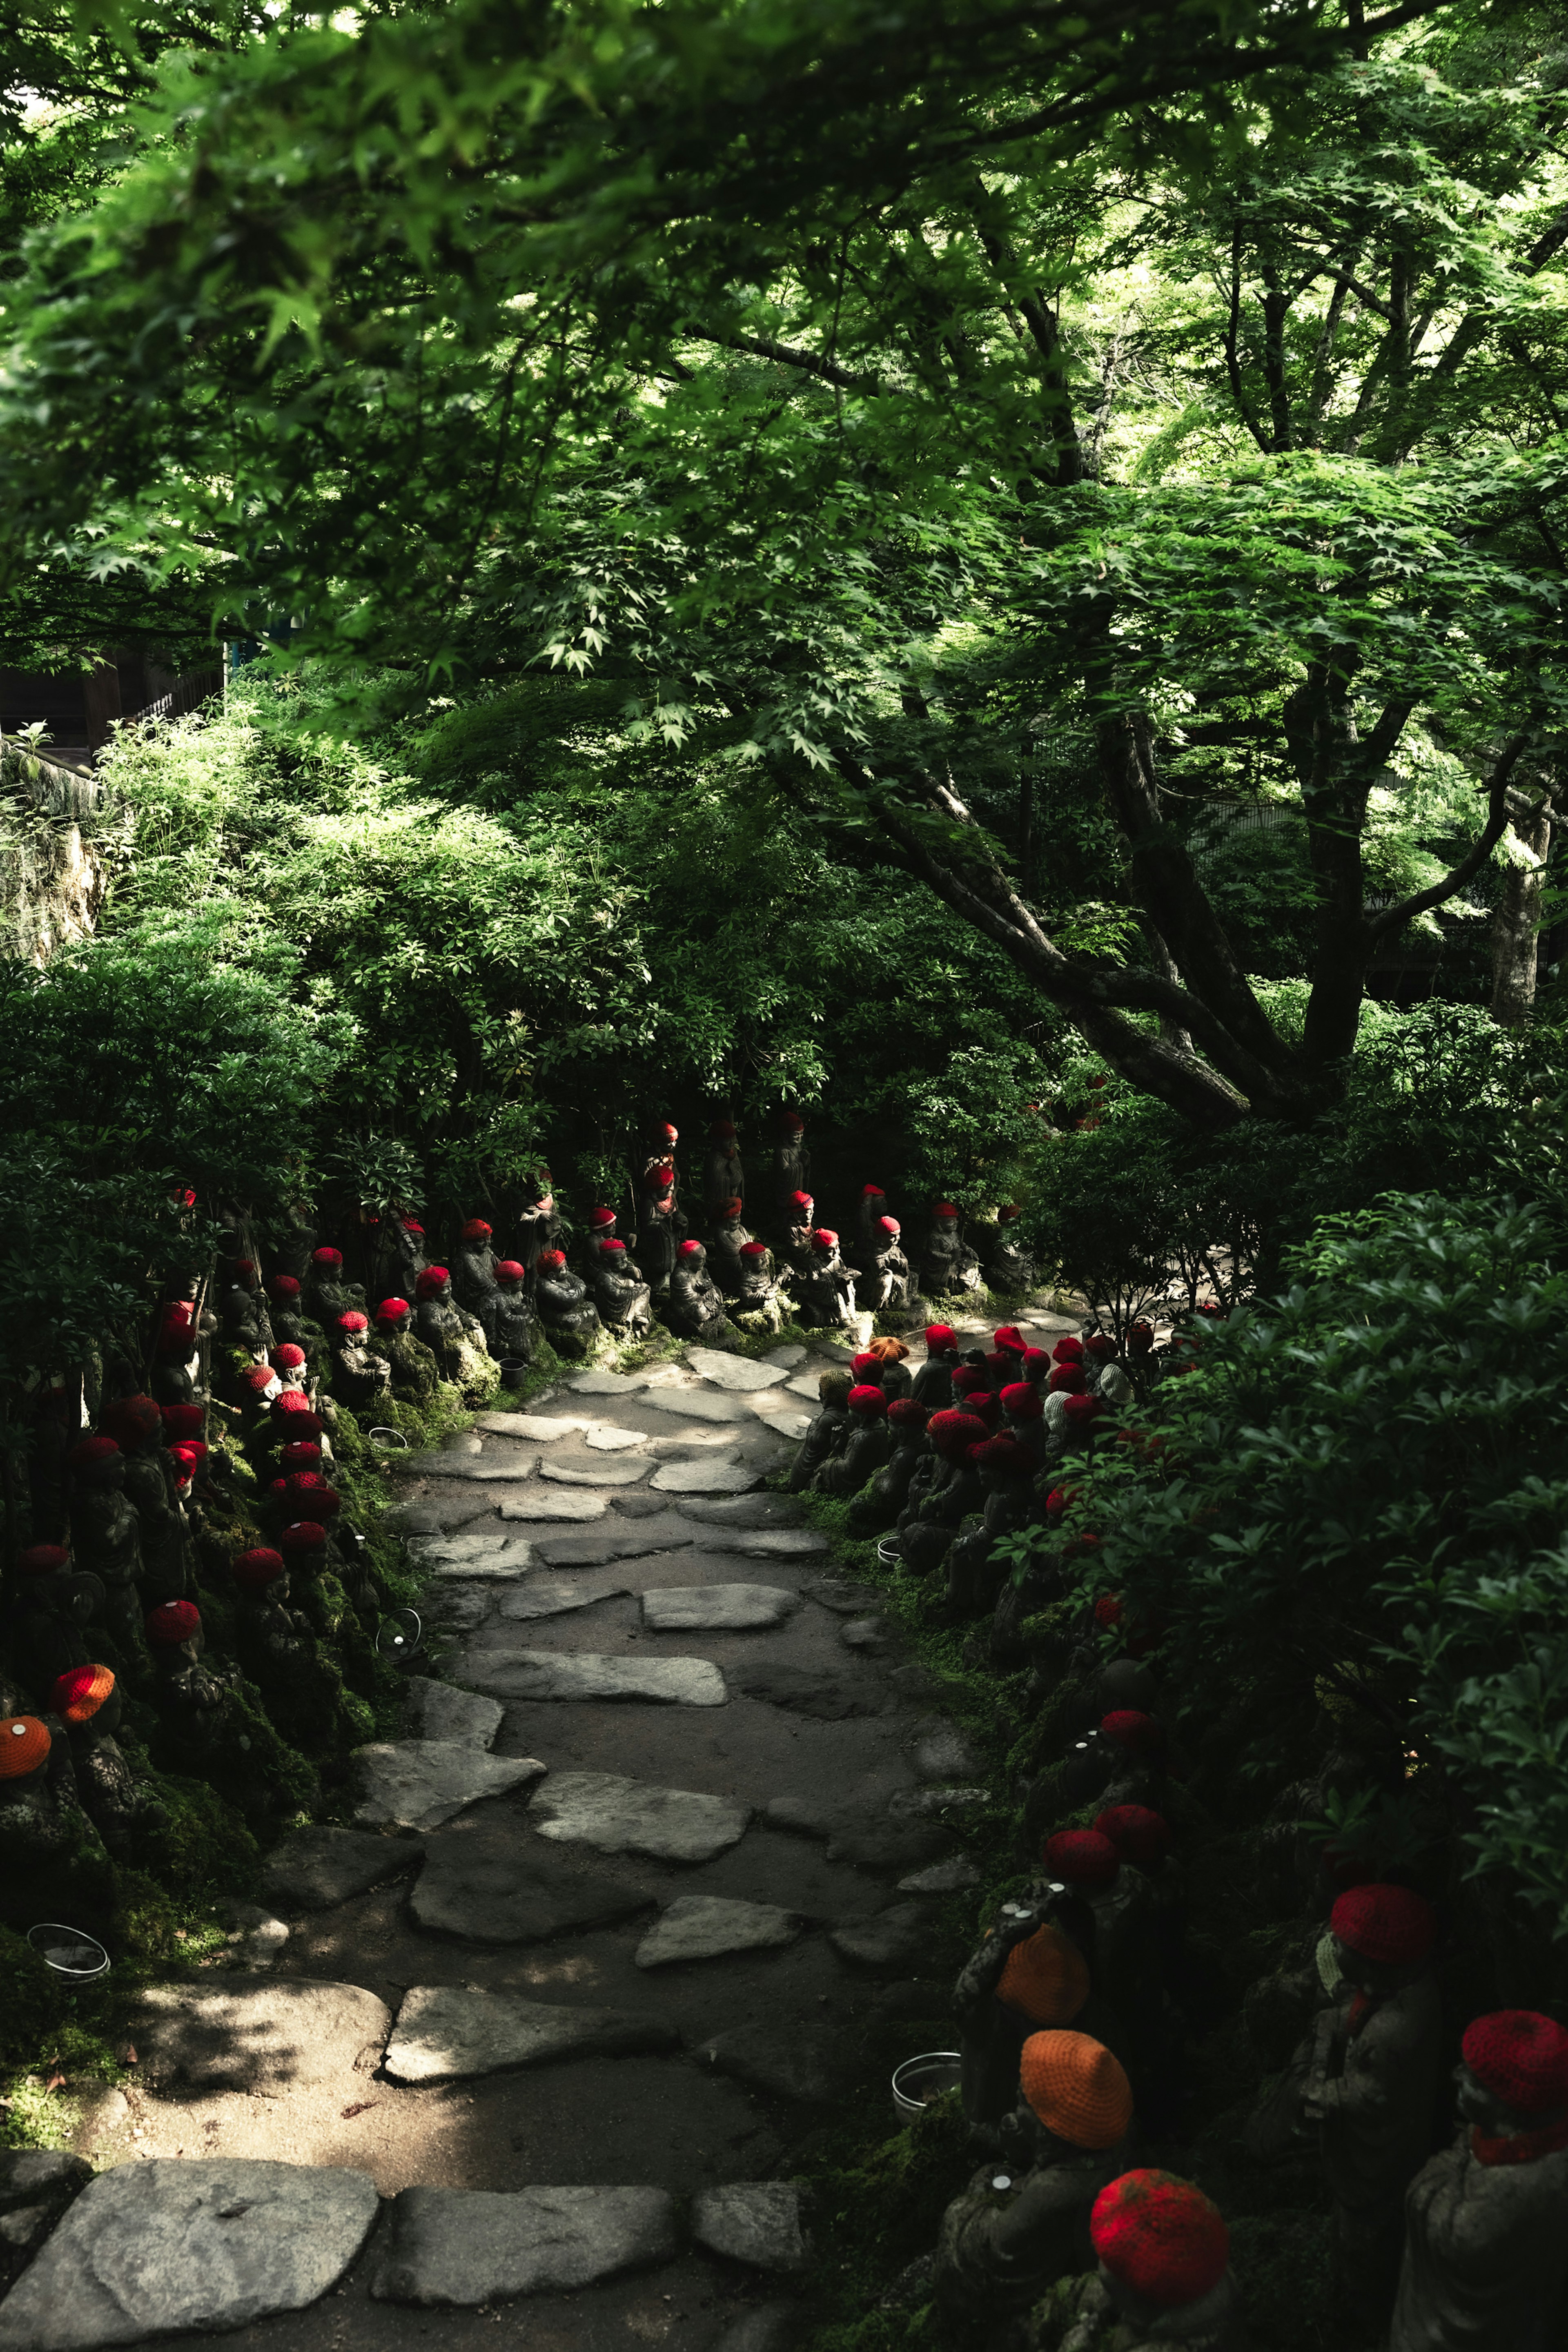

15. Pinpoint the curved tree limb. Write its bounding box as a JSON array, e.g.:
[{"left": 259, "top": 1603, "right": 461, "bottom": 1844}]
[{"left": 1367, "top": 734, "right": 1530, "bottom": 942}]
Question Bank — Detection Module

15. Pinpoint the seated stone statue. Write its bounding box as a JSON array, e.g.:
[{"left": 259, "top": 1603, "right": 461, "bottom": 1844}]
[
  {"left": 372, "top": 1297, "right": 441, "bottom": 1403},
  {"left": 732, "top": 1240, "right": 791, "bottom": 1334},
  {"left": 918, "top": 1202, "right": 983, "bottom": 1301},
  {"left": 1041, "top": 1826, "right": 1165, "bottom": 2093},
  {"left": 1085, "top": 1332, "right": 1136, "bottom": 1408},
  {"left": 1391, "top": 2008, "right": 1568, "bottom": 2352},
  {"left": 813, "top": 1384, "right": 894, "bottom": 1497},
  {"left": 450, "top": 1217, "right": 499, "bottom": 1316},
  {"left": 143, "top": 1598, "right": 316, "bottom": 1830},
  {"left": 1000, "top": 1381, "right": 1048, "bottom": 1465},
  {"left": 534, "top": 1249, "right": 604, "bottom": 1359},
  {"left": 977, "top": 1205, "right": 1039, "bottom": 1297},
  {"left": 898, "top": 1412, "right": 988, "bottom": 1577},
  {"left": 635, "top": 1163, "right": 686, "bottom": 1291},
  {"left": 267, "top": 1205, "right": 318, "bottom": 1283},
  {"left": 265, "top": 1274, "right": 325, "bottom": 1374},
  {"left": 588, "top": 1239, "right": 654, "bottom": 1338},
  {"left": 665, "top": 1239, "right": 737, "bottom": 1345},
  {"left": 778, "top": 1189, "right": 817, "bottom": 1278},
  {"left": 862, "top": 1214, "right": 918, "bottom": 1319},
  {"left": 10, "top": 1543, "right": 102, "bottom": 1698},
  {"left": 384, "top": 1214, "right": 428, "bottom": 1298},
  {"left": 769, "top": 1111, "right": 810, "bottom": 1230},
  {"left": 586, "top": 1206, "right": 619, "bottom": 1247},
  {"left": 151, "top": 1298, "right": 200, "bottom": 1407},
  {"left": 792, "top": 1227, "right": 859, "bottom": 1331},
  {"left": 912, "top": 1323, "right": 960, "bottom": 1412},
  {"left": 1033, "top": 2170, "right": 1240, "bottom": 2350},
  {"left": 101, "top": 1393, "right": 196, "bottom": 1607},
  {"left": 50, "top": 1663, "right": 166, "bottom": 1863},
  {"left": 933, "top": 2027, "right": 1135, "bottom": 2343},
  {"left": 67, "top": 1436, "right": 153, "bottom": 1679},
  {"left": 0, "top": 1711, "right": 117, "bottom": 1934},
  {"left": 846, "top": 1397, "right": 929, "bottom": 1534},
  {"left": 330, "top": 1310, "right": 393, "bottom": 1409},
  {"left": 946, "top": 1433, "right": 1039, "bottom": 1617},
  {"left": 787, "top": 1368, "right": 854, "bottom": 1492},
  {"left": 479, "top": 1261, "right": 537, "bottom": 1370},
  {"left": 414, "top": 1265, "right": 495, "bottom": 1385},
  {"left": 955, "top": 1909, "right": 1096, "bottom": 2129},
  {"left": 218, "top": 1260, "right": 271, "bottom": 1354},
  {"left": 304, "top": 1245, "right": 363, "bottom": 1325},
  {"left": 703, "top": 1119, "right": 744, "bottom": 1221},
  {"left": 705, "top": 1199, "right": 753, "bottom": 1298},
  {"left": 231, "top": 1546, "right": 369, "bottom": 1752}
]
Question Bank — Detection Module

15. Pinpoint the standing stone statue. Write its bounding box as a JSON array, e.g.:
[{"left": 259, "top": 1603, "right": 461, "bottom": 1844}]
[
  {"left": 703, "top": 1119, "right": 744, "bottom": 1220},
  {"left": 636, "top": 1163, "right": 686, "bottom": 1292},
  {"left": 919, "top": 1201, "right": 983, "bottom": 1300},
  {"left": 67, "top": 1437, "right": 150, "bottom": 1674},
  {"left": 101, "top": 1394, "right": 195, "bottom": 1606},
  {"left": 1033, "top": 2170, "right": 1240, "bottom": 2350},
  {"left": 49, "top": 1664, "right": 166, "bottom": 1863},
  {"left": 979, "top": 1205, "right": 1039, "bottom": 1297},
  {"left": 778, "top": 1190, "right": 817, "bottom": 1279},
  {"left": 862, "top": 1214, "right": 918, "bottom": 1318},
  {"left": 769, "top": 1110, "right": 810, "bottom": 1229},
  {"left": 450, "top": 1217, "right": 499, "bottom": 1316}
]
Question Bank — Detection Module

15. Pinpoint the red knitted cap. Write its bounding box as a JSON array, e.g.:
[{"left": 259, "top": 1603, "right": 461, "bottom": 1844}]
[
  {"left": 234, "top": 1546, "right": 286, "bottom": 1590},
  {"left": 1052, "top": 1337, "right": 1084, "bottom": 1363},
  {"left": 376, "top": 1297, "right": 412, "bottom": 1321},
  {"left": 279, "top": 1520, "right": 327, "bottom": 1551},
  {"left": 1085, "top": 1333, "right": 1118, "bottom": 1359},
  {"left": 1461, "top": 2011, "right": 1568, "bottom": 2114},
  {"left": 274, "top": 1473, "right": 341, "bottom": 1523},
  {"left": 1091, "top": 2171, "right": 1229, "bottom": 2307},
  {"left": 18, "top": 1543, "right": 70, "bottom": 1575},
  {"left": 811, "top": 1227, "right": 837, "bottom": 1250},
  {"left": 788, "top": 1191, "right": 813, "bottom": 1213},
  {"left": 928, "top": 1409, "right": 987, "bottom": 1461},
  {"left": 924, "top": 1324, "right": 958, "bottom": 1352},
  {"left": 101, "top": 1394, "right": 161, "bottom": 1447},
  {"left": 539, "top": 1249, "right": 567, "bottom": 1270},
  {"left": 242, "top": 1366, "right": 282, "bottom": 1396},
  {"left": 861, "top": 1183, "right": 884, "bottom": 1198},
  {"left": 1101, "top": 1710, "right": 1163, "bottom": 1757},
  {"left": 0, "top": 1718, "right": 51, "bottom": 1778},
  {"left": 336, "top": 1311, "right": 369, "bottom": 1334},
  {"left": 1330, "top": 1884, "right": 1437, "bottom": 1966},
  {"left": 461, "top": 1218, "right": 492, "bottom": 1240},
  {"left": 494, "top": 1263, "right": 523, "bottom": 1283},
  {"left": 271, "top": 1389, "right": 316, "bottom": 1417},
  {"left": 589, "top": 1207, "right": 617, "bottom": 1229},
  {"left": 994, "top": 1326, "right": 1027, "bottom": 1354},
  {"left": 848, "top": 1385, "right": 889, "bottom": 1418},
  {"left": 146, "top": 1599, "right": 201, "bottom": 1646},
  {"left": 415, "top": 1266, "right": 450, "bottom": 1296},
  {"left": 71, "top": 1435, "right": 120, "bottom": 1468},
  {"left": 274, "top": 1343, "right": 307, "bottom": 1368},
  {"left": 1022, "top": 1348, "right": 1050, "bottom": 1379},
  {"left": 710, "top": 1120, "right": 736, "bottom": 1140},
  {"left": 998, "top": 1204, "right": 1022, "bottom": 1221},
  {"left": 851, "top": 1351, "right": 878, "bottom": 1375},
  {"left": 52, "top": 1664, "right": 115, "bottom": 1723},
  {"left": 269, "top": 1274, "right": 301, "bottom": 1300},
  {"left": 876, "top": 1216, "right": 901, "bottom": 1239},
  {"left": 1043, "top": 1829, "right": 1119, "bottom": 1889},
  {"left": 933, "top": 1201, "right": 958, "bottom": 1217},
  {"left": 678, "top": 1239, "right": 703, "bottom": 1258},
  {"left": 1000, "top": 1382, "right": 1042, "bottom": 1420},
  {"left": 311, "top": 1248, "right": 343, "bottom": 1269},
  {"left": 975, "top": 1434, "right": 1033, "bottom": 1475},
  {"left": 740, "top": 1242, "right": 768, "bottom": 1259},
  {"left": 161, "top": 1404, "right": 205, "bottom": 1438},
  {"left": 599, "top": 1238, "right": 628, "bottom": 1256},
  {"left": 1094, "top": 1593, "right": 1123, "bottom": 1627},
  {"left": 279, "top": 1441, "right": 322, "bottom": 1472},
  {"left": 888, "top": 1399, "right": 929, "bottom": 1430},
  {"left": 780, "top": 1111, "right": 804, "bottom": 1130},
  {"left": 951, "top": 1365, "right": 987, "bottom": 1393},
  {"left": 652, "top": 1120, "right": 678, "bottom": 1143},
  {"left": 1063, "top": 1393, "right": 1105, "bottom": 1425},
  {"left": 1049, "top": 1366, "right": 1087, "bottom": 1395},
  {"left": 1097, "top": 1805, "right": 1170, "bottom": 1866}
]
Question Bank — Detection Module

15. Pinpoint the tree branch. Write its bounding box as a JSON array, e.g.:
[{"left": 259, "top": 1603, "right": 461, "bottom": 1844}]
[
  {"left": 694, "top": 331, "right": 884, "bottom": 397},
  {"left": 1367, "top": 735, "right": 1531, "bottom": 942},
  {"left": 1225, "top": 229, "right": 1270, "bottom": 453}
]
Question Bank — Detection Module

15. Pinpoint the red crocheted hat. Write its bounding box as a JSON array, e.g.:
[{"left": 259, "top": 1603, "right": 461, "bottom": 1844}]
[
  {"left": 1330, "top": 1883, "right": 1438, "bottom": 1966},
  {"left": 678, "top": 1239, "right": 702, "bottom": 1258},
  {"left": 1063, "top": 1393, "right": 1105, "bottom": 1425},
  {"left": 461, "top": 1218, "right": 492, "bottom": 1240},
  {"left": 17, "top": 1544, "right": 70, "bottom": 1575},
  {"left": 788, "top": 1191, "right": 813, "bottom": 1213},
  {"left": 599, "top": 1238, "right": 628, "bottom": 1256},
  {"left": 279, "top": 1441, "right": 322, "bottom": 1472},
  {"left": 644, "top": 1165, "right": 675, "bottom": 1194},
  {"left": 928, "top": 1409, "right": 987, "bottom": 1461},
  {"left": 400, "top": 1218, "right": 425, "bottom": 1236},
  {"left": 234, "top": 1546, "right": 287, "bottom": 1590},
  {"left": 0, "top": 1718, "right": 51, "bottom": 1778},
  {"left": 1461, "top": 2011, "right": 1568, "bottom": 2115},
  {"left": 376, "top": 1297, "right": 412, "bottom": 1321},
  {"left": 876, "top": 1215, "right": 901, "bottom": 1238},
  {"left": 1000, "top": 1382, "right": 1042, "bottom": 1420},
  {"left": 311, "top": 1247, "right": 343, "bottom": 1269},
  {"left": 1043, "top": 1829, "right": 1120, "bottom": 1888},
  {"left": 861, "top": 1182, "right": 884, "bottom": 1197},
  {"left": 52, "top": 1664, "right": 115, "bottom": 1724},
  {"left": 975, "top": 1434, "right": 1033, "bottom": 1476},
  {"left": 1091, "top": 2170, "right": 1229, "bottom": 2307},
  {"left": 851, "top": 1350, "right": 878, "bottom": 1375},
  {"left": 337, "top": 1311, "right": 369, "bottom": 1335},
  {"left": 719, "top": 1196, "right": 742, "bottom": 1218},
  {"left": 589, "top": 1207, "right": 617, "bottom": 1229},
  {"left": 1085, "top": 1332, "right": 1118, "bottom": 1359},
  {"left": 967, "top": 1391, "right": 1003, "bottom": 1427},
  {"left": 146, "top": 1599, "right": 201, "bottom": 1646},
  {"left": 740, "top": 1241, "right": 768, "bottom": 1258},
  {"left": 1022, "top": 1347, "right": 1050, "bottom": 1380},
  {"left": 998, "top": 1204, "right": 1022, "bottom": 1221},
  {"left": 242, "top": 1365, "right": 282, "bottom": 1396},
  {"left": 780, "top": 1110, "right": 805, "bottom": 1130},
  {"left": 1094, "top": 1592, "right": 1123, "bottom": 1627},
  {"left": 1101, "top": 1710, "right": 1163, "bottom": 1758},
  {"left": 993, "top": 1326, "right": 1027, "bottom": 1354},
  {"left": 1052, "top": 1337, "right": 1084, "bottom": 1363},
  {"left": 415, "top": 1266, "right": 450, "bottom": 1296},
  {"left": 70, "top": 1435, "right": 120, "bottom": 1468},
  {"left": 539, "top": 1249, "right": 567, "bottom": 1270},
  {"left": 101, "top": 1395, "right": 161, "bottom": 1447},
  {"left": 274, "top": 1342, "right": 307, "bottom": 1368},
  {"left": 924, "top": 1324, "right": 958, "bottom": 1352},
  {"left": 652, "top": 1120, "right": 678, "bottom": 1143},
  {"left": 888, "top": 1399, "right": 928, "bottom": 1429},
  {"left": 1096, "top": 1805, "right": 1170, "bottom": 1867},
  {"left": 274, "top": 1473, "right": 341, "bottom": 1523},
  {"left": 270, "top": 1389, "right": 316, "bottom": 1421},
  {"left": 494, "top": 1263, "right": 523, "bottom": 1283},
  {"left": 951, "top": 1365, "right": 987, "bottom": 1394},
  {"left": 848, "top": 1385, "right": 889, "bottom": 1418},
  {"left": 933, "top": 1201, "right": 958, "bottom": 1217},
  {"left": 279, "top": 1520, "right": 327, "bottom": 1551},
  {"left": 269, "top": 1274, "right": 301, "bottom": 1300},
  {"left": 161, "top": 1404, "right": 205, "bottom": 1439},
  {"left": 710, "top": 1120, "right": 736, "bottom": 1140},
  {"left": 1049, "top": 1365, "right": 1087, "bottom": 1395},
  {"left": 811, "top": 1228, "right": 837, "bottom": 1250}
]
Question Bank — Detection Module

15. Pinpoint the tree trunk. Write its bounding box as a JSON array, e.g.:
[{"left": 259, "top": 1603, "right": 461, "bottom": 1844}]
[{"left": 1489, "top": 789, "right": 1553, "bottom": 1025}]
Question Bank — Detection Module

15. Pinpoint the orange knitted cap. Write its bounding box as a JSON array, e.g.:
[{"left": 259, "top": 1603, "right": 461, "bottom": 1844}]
[
  {"left": 51, "top": 1664, "right": 115, "bottom": 1724},
  {"left": 1019, "top": 2030, "right": 1134, "bottom": 2149},
  {"left": 996, "top": 1927, "right": 1090, "bottom": 2027},
  {"left": 0, "top": 1717, "right": 51, "bottom": 1778}
]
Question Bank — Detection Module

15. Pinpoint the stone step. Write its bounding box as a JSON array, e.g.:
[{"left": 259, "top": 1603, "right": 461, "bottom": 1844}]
[
  {"left": 383, "top": 1985, "right": 678, "bottom": 2084},
  {"left": 456, "top": 1649, "right": 727, "bottom": 1707},
  {"left": 349, "top": 1740, "right": 547, "bottom": 1832}
]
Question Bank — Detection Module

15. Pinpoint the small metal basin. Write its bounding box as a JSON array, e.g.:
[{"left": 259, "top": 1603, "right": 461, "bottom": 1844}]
[
  {"left": 891, "top": 2049, "right": 962, "bottom": 2126},
  {"left": 28, "top": 1922, "right": 109, "bottom": 1981},
  {"left": 375, "top": 1606, "right": 423, "bottom": 1662}
]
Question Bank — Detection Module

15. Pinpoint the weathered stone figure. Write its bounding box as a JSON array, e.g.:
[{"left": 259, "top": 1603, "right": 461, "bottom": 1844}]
[
  {"left": 665, "top": 1238, "right": 735, "bottom": 1345},
  {"left": 1033, "top": 2170, "right": 1241, "bottom": 2350},
  {"left": 919, "top": 1201, "right": 983, "bottom": 1300},
  {"left": 703, "top": 1118, "right": 744, "bottom": 1219},
  {"left": 49, "top": 1663, "right": 166, "bottom": 1862},
  {"left": 792, "top": 1226, "right": 858, "bottom": 1331},
  {"left": 587, "top": 1238, "right": 654, "bottom": 1337}
]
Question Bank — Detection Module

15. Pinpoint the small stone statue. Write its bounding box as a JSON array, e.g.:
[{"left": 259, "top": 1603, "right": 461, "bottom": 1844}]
[
  {"left": 230, "top": 1546, "right": 364, "bottom": 1751},
  {"left": 476, "top": 1263, "right": 537, "bottom": 1379},
  {"left": 979, "top": 1206, "right": 1039, "bottom": 1298},
  {"left": 217, "top": 1259, "right": 271, "bottom": 1354},
  {"left": 534, "top": 1249, "right": 604, "bottom": 1359},
  {"left": 778, "top": 1189, "right": 817, "bottom": 1279},
  {"left": 304, "top": 1245, "right": 362, "bottom": 1325},
  {"left": 143, "top": 1599, "right": 316, "bottom": 1830},
  {"left": 1000, "top": 1381, "right": 1048, "bottom": 1464},
  {"left": 812, "top": 1384, "right": 894, "bottom": 1496},
  {"left": 732, "top": 1240, "right": 791, "bottom": 1334},
  {"left": 918, "top": 1201, "right": 983, "bottom": 1301},
  {"left": 370, "top": 1296, "right": 437, "bottom": 1402},
  {"left": 846, "top": 1397, "right": 929, "bottom": 1535},
  {"left": 946, "top": 1433, "right": 1039, "bottom": 1616},
  {"left": 769, "top": 1110, "right": 810, "bottom": 1228},
  {"left": 1296, "top": 1883, "right": 1444, "bottom": 2309},
  {"left": 382, "top": 1214, "right": 429, "bottom": 1299},
  {"left": 0, "top": 1713, "right": 117, "bottom": 1935},
  {"left": 101, "top": 1394, "right": 196, "bottom": 1606},
  {"left": 267, "top": 1205, "right": 318, "bottom": 1282},
  {"left": 151, "top": 1298, "right": 201, "bottom": 1407},
  {"left": 67, "top": 1436, "right": 150, "bottom": 1672},
  {"left": 855, "top": 1183, "right": 892, "bottom": 1263},
  {"left": 587, "top": 1238, "right": 654, "bottom": 1338},
  {"left": 703, "top": 1119, "right": 744, "bottom": 1220},
  {"left": 666, "top": 1239, "right": 736, "bottom": 1345},
  {"left": 933, "top": 2028, "right": 1135, "bottom": 2341},
  {"left": 792, "top": 1227, "right": 859, "bottom": 1331},
  {"left": 515, "top": 1170, "right": 561, "bottom": 1275},
  {"left": 1085, "top": 1332, "right": 1136, "bottom": 1409},
  {"left": 587, "top": 1206, "right": 619, "bottom": 1245},
  {"left": 787, "top": 1368, "right": 855, "bottom": 1492},
  {"left": 414, "top": 1265, "right": 495, "bottom": 1385},
  {"left": 898, "top": 1412, "right": 988, "bottom": 1577},
  {"left": 50, "top": 1664, "right": 167, "bottom": 1862},
  {"left": 1033, "top": 2170, "right": 1239, "bottom": 2350},
  {"left": 913, "top": 1323, "right": 961, "bottom": 1411},
  {"left": 327, "top": 1309, "right": 392, "bottom": 1408},
  {"left": 1041, "top": 1828, "right": 1164, "bottom": 2091},
  {"left": 265, "top": 1274, "right": 324, "bottom": 1374},
  {"left": 1391, "top": 2008, "right": 1568, "bottom": 2352},
  {"left": 862, "top": 1214, "right": 918, "bottom": 1319},
  {"left": 954, "top": 1909, "right": 1093, "bottom": 2129},
  {"left": 636, "top": 1163, "right": 686, "bottom": 1291},
  {"left": 8, "top": 1543, "right": 101, "bottom": 1697},
  {"left": 450, "top": 1217, "right": 499, "bottom": 1316},
  {"left": 706, "top": 1199, "right": 753, "bottom": 1298}
]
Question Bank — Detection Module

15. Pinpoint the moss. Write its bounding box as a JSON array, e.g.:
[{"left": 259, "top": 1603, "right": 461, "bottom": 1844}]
[
  {"left": 797, "top": 2091, "right": 969, "bottom": 2347},
  {"left": 0, "top": 1927, "right": 67, "bottom": 2074},
  {"left": 140, "top": 1769, "right": 259, "bottom": 1899}
]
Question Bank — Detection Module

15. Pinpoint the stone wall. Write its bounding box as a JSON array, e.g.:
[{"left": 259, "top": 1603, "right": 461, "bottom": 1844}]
[{"left": 0, "top": 744, "right": 128, "bottom": 964}]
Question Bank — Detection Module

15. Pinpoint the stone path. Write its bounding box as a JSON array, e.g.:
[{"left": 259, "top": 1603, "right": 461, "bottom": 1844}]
[{"left": 10, "top": 1310, "right": 1080, "bottom": 2352}]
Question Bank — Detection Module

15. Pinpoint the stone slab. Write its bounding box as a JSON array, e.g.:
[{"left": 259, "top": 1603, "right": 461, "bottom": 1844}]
[
  {"left": 383, "top": 1985, "right": 676, "bottom": 2084},
  {"left": 497, "top": 1491, "right": 608, "bottom": 1523},
  {"left": 495, "top": 1579, "right": 632, "bottom": 1622},
  {"left": 612, "top": 1492, "right": 674, "bottom": 1517},
  {"left": 584, "top": 1424, "right": 647, "bottom": 1452},
  {"left": 736, "top": 1663, "right": 884, "bottom": 1719},
  {"left": 888, "top": 1783, "right": 990, "bottom": 1820},
  {"left": 723, "top": 1527, "right": 829, "bottom": 1557},
  {"left": 410, "top": 1835, "right": 653, "bottom": 1944},
  {"left": 386, "top": 1498, "right": 494, "bottom": 1536},
  {"left": 420, "top": 1586, "right": 494, "bottom": 1631},
  {"left": 712, "top": 2308, "right": 801, "bottom": 2352},
  {"left": 785, "top": 1374, "right": 824, "bottom": 1402},
  {"left": 804, "top": 1577, "right": 883, "bottom": 1613},
  {"left": 840, "top": 1616, "right": 889, "bottom": 1655},
  {"left": 260, "top": 1826, "right": 426, "bottom": 1913},
  {"left": 677, "top": 1495, "right": 806, "bottom": 1528},
  {"left": 533, "top": 1528, "right": 692, "bottom": 1568},
  {"left": 751, "top": 1409, "right": 813, "bottom": 1440},
  {"left": 566, "top": 1370, "right": 655, "bottom": 1394},
  {"left": 634, "top": 1896, "right": 801, "bottom": 1969},
  {"left": 372, "top": 2184, "right": 678, "bottom": 2307},
  {"left": 350, "top": 1740, "right": 547, "bottom": 1832},
  {"left": 527, "top": 1771, "right": 751, "bottom": 1863},
  {"left": 909, "top": 1717, "right": 982, "bottom": 1783},
  {"left": 403, "top": 1677, "right": 504, "bottom": 1751},
  {"left": 685, "top": 1348, "right": 791, "bottom": 1392},
  {"left": 696, "top": 2024, "right": 845, "bottom": 2108},
  {"left": 829, "top": 1903, "right": 933, "bottom": 1973},
  {"left": 539, "top": 1458, "right": 647, "bottom": 1488},
  {"left": 0, "top": 2160, "right": 379, "bottom": 2352},
  {"left": 692, "top": 2183, "right": 807, "bottom": 2272},
  {"left": 898, "top": 1854, "right": 982, "bottom": 1895},
  {"left": 647, "top": 1429, "right": 746, "bottom": 1454},
  {"left": 474, "top": 1412, "right": 592, "bottom": 1439},
  {"left": 404, "top": 1457, "right": 537, "bottom": 1482},
  {"left": 650, "top": 1457, "right": 760, "bottom": 1495},
  {"left": 458, "top": 1650, "right": 726, "bottom": 1707},
  {"left": 762, "top": 1345, "right": 808, "bottom": 1367},
  {"left": 0, "top": 2154, "right": 89, "bottom": 2216},
  {"left": 640, "top": 1584, "right": 799, "bottom": 1632},
  {"left": 643, "top": 1387, "right": 752, "bottom": 1425},
  {"left": 413, "top": 1526, "right": 530, "bottom": 1564},
  {"left": 133, "top": 1978, "right": 391, "bottom": 2094}
]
